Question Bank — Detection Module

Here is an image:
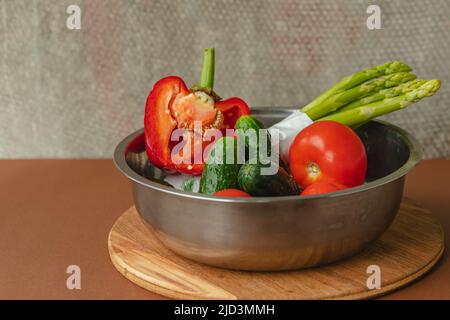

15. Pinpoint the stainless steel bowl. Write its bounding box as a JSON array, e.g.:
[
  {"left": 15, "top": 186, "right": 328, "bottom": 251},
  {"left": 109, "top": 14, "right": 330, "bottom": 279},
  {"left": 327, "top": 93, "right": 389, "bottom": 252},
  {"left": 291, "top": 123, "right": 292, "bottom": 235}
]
[{"left": 114, "top": 108, "right": 421, "bottom": 271}]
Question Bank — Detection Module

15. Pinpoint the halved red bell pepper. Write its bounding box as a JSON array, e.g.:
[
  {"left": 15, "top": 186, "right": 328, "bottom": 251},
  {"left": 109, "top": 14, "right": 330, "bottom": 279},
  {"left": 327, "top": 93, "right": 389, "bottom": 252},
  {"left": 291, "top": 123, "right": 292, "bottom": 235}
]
[
  {"left": 216, "top": 98, "right": 251, "bottom": 129},
  {"left": 144, "top": 48, "right": 250, "bottom": 175}
]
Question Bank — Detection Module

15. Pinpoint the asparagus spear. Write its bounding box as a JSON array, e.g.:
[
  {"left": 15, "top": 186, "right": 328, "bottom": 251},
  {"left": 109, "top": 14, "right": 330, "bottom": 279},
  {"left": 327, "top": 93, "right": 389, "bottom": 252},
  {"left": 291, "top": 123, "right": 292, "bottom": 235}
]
[
  {"left": 338, "top": 79, "right": 427, "bottom": 112},
  {"left": 304, "top": 72, "right": 416, "bottom": 120},
  {"left": 301, "top": 61, "right": 412, "bottom": 116},
  {"left": 318, "top": 80, "right": 441, "bottom": 128}
]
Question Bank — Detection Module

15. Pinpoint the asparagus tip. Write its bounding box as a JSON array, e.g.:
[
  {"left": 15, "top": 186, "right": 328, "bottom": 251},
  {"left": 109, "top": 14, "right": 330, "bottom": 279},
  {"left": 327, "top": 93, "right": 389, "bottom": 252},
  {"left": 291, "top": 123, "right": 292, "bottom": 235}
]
[
  {"left": 420, "top": 79, "right": 441, "bottom": 96},
  {"left": 386, "top": 61, "right": 412, "bottom": 73}
]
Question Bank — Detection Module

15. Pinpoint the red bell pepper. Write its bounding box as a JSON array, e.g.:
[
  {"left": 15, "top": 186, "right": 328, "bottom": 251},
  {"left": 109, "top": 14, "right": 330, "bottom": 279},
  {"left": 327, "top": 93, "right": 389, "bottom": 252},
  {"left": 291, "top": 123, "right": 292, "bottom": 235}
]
[
  {"left": 144, "top": 48, "right": 250, "bottom": 175},
  {"left": 216, "top": 98, "right": 251, "bottom": 129}
]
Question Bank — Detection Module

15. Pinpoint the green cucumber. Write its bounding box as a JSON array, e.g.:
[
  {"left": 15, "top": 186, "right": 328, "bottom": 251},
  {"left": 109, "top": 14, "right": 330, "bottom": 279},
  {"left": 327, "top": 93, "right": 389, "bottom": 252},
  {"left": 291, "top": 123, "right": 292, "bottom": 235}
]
[
  {"left": 234, "top": 115, "right": 290, "bottom": 171},
  {"left": 181, "top": 176, "right": 200, "bottom": 192},
  {"left": 235, "top": 115, "right": 271, "bottom": 161},
  {"left": 199, "top": 137, "right": 241, "bottom": 194},
  {"left": 235, "top": 115, "right": 265, "bottom": 134},
  {"left": 235, "top": 115, "right": 265, "bottom": 149},
  {"left": 238, "top": 161, "right": 299, "bottom": 196}
]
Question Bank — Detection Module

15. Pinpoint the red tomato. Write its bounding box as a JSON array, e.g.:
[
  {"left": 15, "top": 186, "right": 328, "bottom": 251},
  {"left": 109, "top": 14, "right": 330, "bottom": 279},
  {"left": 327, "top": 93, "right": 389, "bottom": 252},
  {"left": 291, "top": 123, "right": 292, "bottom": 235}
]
[
  {"left": 289, "top": 121, "right": 367, "bottom": 188},
  {"left": 213, "top": 189, "right": 251, "bottom": 197},
  {"left": 301, "top": 181, "right": 348, "bottom": 196}
]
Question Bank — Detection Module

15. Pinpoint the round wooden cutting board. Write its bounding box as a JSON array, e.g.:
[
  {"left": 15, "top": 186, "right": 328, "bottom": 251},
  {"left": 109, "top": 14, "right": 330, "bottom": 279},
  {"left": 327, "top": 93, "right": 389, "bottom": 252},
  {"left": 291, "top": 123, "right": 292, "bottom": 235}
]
[{"left": 108, "top": 198, "right": 444, "bottom": 300}]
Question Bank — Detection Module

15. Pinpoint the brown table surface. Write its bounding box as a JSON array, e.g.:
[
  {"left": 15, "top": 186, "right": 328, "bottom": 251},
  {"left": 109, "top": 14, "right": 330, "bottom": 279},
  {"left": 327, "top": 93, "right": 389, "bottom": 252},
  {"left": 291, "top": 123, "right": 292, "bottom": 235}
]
[{"left": 0, "top": 159, "right": 449, "bottom": 300}]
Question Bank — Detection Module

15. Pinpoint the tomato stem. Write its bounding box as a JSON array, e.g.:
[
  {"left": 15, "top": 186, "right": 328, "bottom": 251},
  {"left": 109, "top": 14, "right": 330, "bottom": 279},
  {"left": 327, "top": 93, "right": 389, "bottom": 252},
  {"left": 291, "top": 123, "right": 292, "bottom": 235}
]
[{"left": 307, "top": 162, "right": 321, "bottom": 177}]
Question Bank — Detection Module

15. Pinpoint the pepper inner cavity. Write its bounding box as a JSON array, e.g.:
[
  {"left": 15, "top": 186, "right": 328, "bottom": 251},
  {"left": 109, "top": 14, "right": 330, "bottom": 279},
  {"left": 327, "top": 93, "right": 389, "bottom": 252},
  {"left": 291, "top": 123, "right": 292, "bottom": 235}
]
[{"left": 170, "top": 92, "right": 223, "bottom": 131}]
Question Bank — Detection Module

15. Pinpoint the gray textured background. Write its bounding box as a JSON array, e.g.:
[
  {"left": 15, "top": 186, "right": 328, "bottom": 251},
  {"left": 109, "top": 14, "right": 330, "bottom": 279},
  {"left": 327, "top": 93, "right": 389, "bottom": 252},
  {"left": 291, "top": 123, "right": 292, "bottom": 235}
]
[{"left": 0, "top": 0, "right": 448, "bottom": 158}]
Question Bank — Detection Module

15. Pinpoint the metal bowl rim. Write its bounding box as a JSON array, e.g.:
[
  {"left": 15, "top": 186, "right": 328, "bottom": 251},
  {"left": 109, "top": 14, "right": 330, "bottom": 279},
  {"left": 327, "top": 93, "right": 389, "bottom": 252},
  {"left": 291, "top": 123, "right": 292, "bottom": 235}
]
[{"left": 113, "top": 108, "right": 421, "bottom": 203}]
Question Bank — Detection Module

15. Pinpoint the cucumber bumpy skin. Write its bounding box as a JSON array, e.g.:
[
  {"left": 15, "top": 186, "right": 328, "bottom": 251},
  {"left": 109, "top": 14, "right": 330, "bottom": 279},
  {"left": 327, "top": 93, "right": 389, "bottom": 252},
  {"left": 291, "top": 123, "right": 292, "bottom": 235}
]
[
  {"left": 238, "top": 161, "right": 300, "bottom": 197},
  {"left": 199, "top": 136, "right": 241, "bottom": 194},
  {"left": 235, "top": 115, "right": 272, "bottom": 161}
]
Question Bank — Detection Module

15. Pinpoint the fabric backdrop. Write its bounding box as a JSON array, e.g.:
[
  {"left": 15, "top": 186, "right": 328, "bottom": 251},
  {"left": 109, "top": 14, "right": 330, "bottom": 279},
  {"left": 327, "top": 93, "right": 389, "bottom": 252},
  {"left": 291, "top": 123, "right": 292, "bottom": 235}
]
[{"left": 0, "top": 0, "right": 449, "bottom": 158}]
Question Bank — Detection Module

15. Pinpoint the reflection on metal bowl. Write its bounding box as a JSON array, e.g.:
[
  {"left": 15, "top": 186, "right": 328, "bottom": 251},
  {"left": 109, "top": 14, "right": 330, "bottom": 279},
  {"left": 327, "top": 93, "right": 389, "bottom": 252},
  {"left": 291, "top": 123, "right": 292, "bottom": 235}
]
[{"left": 114, "top": 108, "right": 421, "bottom": 271}]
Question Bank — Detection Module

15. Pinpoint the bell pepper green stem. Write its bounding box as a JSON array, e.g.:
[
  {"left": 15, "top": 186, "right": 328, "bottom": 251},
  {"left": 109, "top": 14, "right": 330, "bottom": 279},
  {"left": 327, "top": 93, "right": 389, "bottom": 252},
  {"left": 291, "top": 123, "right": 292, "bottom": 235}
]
[{"left": 199, "top": 48, "right": 215, "bottom": 90}]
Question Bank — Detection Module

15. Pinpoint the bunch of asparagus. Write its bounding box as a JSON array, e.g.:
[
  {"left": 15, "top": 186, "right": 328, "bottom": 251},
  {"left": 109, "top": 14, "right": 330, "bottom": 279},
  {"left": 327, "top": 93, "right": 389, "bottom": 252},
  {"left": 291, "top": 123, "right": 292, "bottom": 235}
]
[{"left": 300, "top": 61, "right": 441, "bottom": 128}]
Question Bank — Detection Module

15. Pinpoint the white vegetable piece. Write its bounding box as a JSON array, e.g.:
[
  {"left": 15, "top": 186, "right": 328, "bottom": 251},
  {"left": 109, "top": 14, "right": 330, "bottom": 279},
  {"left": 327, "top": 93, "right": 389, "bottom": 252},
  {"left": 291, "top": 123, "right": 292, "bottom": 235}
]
[{"left": 268, "top": 110, "right": 313, "bottom": 164}]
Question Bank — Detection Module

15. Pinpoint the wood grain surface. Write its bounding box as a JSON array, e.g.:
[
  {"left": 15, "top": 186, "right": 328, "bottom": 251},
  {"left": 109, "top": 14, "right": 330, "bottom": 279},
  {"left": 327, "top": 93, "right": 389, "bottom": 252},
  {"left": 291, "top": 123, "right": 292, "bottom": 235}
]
[{"left": 109, "top": 198, "right": 444, "bottom": 300}]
